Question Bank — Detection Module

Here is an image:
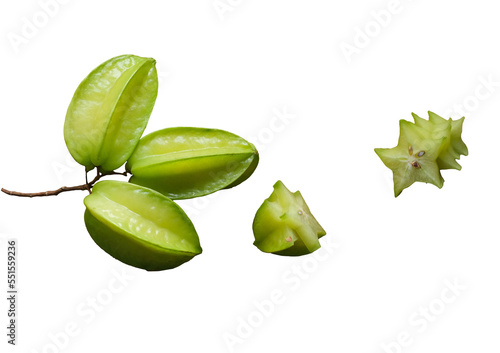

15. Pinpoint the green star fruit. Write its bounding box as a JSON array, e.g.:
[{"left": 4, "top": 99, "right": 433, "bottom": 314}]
[{"left": 375, "top": 112, "right": 468, "bottom": 197}]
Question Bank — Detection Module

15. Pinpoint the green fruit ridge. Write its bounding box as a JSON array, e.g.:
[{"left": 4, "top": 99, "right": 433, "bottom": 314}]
[
  {"left": 64, "top": 54, "right": 158, "bottom": 172},
  {"left": 375, "top": 111, "right": 468, "bottom": 197},
  {"left": 84, "top": 180, "right": 202, "bottom": 271},
  {"left": 126, "top": 127, "right": 259, "bottom": 200},
  {"left": 253, "top": 181, "right": 326, "bottom": 256}
]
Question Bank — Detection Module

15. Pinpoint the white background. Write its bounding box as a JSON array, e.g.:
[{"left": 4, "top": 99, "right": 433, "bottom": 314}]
[{"left": 1, "top": 0, "right": 499, "bottom": 352}]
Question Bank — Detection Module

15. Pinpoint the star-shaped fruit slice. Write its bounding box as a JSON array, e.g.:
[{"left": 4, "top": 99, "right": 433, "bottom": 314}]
[{"left": 375, "top": 119, "right": 446, "bottom": 197}]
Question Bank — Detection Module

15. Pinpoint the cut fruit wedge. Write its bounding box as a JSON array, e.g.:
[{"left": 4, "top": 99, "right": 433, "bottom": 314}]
[
  {"left": 84, "top": 180, "right": 201, "bottom": 271},
  {"left": 253, "top": 181, "right": 326, "bottom": 256}
]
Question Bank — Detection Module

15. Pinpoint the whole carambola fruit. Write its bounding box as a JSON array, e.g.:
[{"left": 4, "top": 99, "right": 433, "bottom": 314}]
[
  {"left": 374, "top": 111, "right": 468, "bottom": 197},
  {"left": 253, "top": 181, "right": 326, "bottom": 256},
  {"left": 126, "top": 127, "right": 259, "bottom": 199},
  {"left": 84, "top": 180, "right": 202, "bottom": 271},
  {"left": 64, "top": 54, "right": 158, "bottom": 172}
]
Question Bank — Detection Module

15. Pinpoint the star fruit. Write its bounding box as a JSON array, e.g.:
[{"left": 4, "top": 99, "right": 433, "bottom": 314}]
[
  {"left": 253, "top": 181, "right": 326, "bottom": 256},
  {"left": 375, "top": 111, "right": 468, "bottom": 197}
]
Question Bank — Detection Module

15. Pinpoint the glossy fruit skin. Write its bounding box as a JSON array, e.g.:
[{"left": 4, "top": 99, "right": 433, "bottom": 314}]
[
  {"left": 84, "top": 181, "right": 201, "bottom": 271},
  {"left": 64, "top": 55, "right": 158, "bottom": 172},
  {"left": 126, "top": 127, "right": 259, "bottom": 199},
  {"left": 253, "top": 181, "right": 326, "bottom": 256},
  {"left": 375, "top": 111, "right": 468, "bottom": 197}
]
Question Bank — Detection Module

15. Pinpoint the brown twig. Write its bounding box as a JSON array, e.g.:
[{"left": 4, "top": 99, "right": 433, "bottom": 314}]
[
  {"left": 101, "top": 170, "right": 129, "bottom": 177},
  {"left": 1, "top": 185, "right": 90, "bottom": 197},
  {"left": 1, "top": 169, "right": 129, "bottom": 198}
]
